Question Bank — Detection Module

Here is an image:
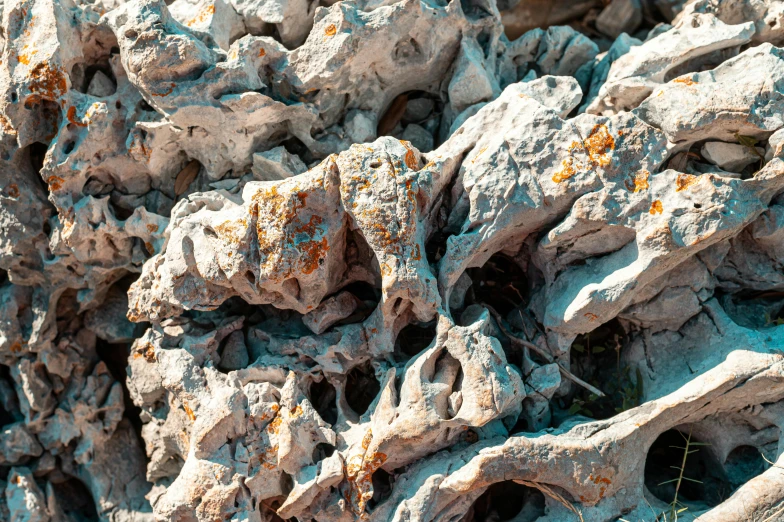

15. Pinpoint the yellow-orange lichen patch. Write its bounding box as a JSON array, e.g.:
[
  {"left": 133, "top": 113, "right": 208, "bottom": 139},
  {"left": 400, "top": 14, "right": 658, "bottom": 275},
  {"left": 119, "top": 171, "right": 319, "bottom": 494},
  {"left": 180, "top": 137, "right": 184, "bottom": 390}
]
[
  {"left": 28, "top": 62, "right": 68, "bottom": 100},
  {"left": 552, "top": 157, "right": 579, "bottom": 183},
  {"left": 675, "top": 173, "right": 699, "bottom": 192},
  {"left": 267, "top": 416, "right": 282, "bottom": 435},
  {"left": 0, "top": 114, "right": 16, "bottom": 136},
  {"left": 258, "top": 48, "right": 266, "bottom": 57},
  {"left": 183, "top": 401, "right": 196, "bottom": 421},
  {"left": 146, "top": 223, "right": 159, "bottom": 233},
  {"left": 187, "top": 4, "right": 215, "bottom": 26},
  {"left": 583, "top": 124, "right": 614, "bottom": 167},
  {"left": 145, "top": 241, "right": 155, "bottom": 255},
  {"left": 404, "top": 148, "right": 418, "bottom": 170},
  {"left": 47, "top": 176, "right": 64, "bottom": 191},
  {"left": 9, "top": 341, "right": 23, "bottom": 353},
  {"left": 325, "top": 24, "right": 337, "bottom": 36},
  {"left": 625, "top": 169, "right": 649, "bottom": 192},
  {"left": 584, "top": 312, "right": 598, "bottom": 321},
  {"left": 66, "top": 106, "right": 87, "bottom": 127},
  {"left": 649, "top": 200, "right": 663, "bottom": 215},
  {"left": 133, "top": 343, "right": 156, "bottom": 362},
  {"left": 672, "top": 77, "right": 697, "bottom": 86}
]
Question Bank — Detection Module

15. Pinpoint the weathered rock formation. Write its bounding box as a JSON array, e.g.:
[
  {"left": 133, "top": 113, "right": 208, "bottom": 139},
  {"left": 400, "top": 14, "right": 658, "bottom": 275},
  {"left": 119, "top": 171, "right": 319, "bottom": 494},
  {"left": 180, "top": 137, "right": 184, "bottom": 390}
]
[{"left": 2, "top": 0, "right": 784, "bottom": 521}]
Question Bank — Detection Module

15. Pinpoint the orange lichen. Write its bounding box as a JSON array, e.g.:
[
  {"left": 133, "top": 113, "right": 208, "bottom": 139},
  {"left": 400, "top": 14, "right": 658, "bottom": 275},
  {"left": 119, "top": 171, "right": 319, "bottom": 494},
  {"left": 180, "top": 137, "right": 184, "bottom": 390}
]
[
  {"left": 183, "top": 402, "right": 196, "bottom": 421},
  {"left": 583, "top": 124, "right": 614, "bottom": 167},
  {"left": 47, "top": 176, "right": 64, "bottom": 191},
  {"left": 552, "top": 157, "right": 579, "bottom": 183},
  {"left": 28, "top": 62, "right": 68, "bottom": 100},
  {"left": 649, "top": 200, "right": 663, "bottom": 215},
  {"left": 145, "top": 241, "right": 155, "bottom": 254},
  {"left": 133, "top": 343, "right": 156, "bottom": 362},
  {"left": 625, "top": 170, "right": 649, "bottom": 192},
  {"left": 404, "top": 148, "right": 418, "bottom": 170},
  {"left": 0, "top": 114, "right": 16, "bottom": 135},
  {"left": 267, "top": 416, "right": 282, "bottom": 434},
  {"left": 325, "top": 24, "right": 337, "bottom": 37},
  {"left": 9, "top": 341, "right": 22, "bottom": 353},
  {"left": 289, "top": 405, "right": 303, "bottom": 418},
  {"left": 672, "top": 77, "right": 696, "bottom": 86},
  {"left": 584, "top": 312, "right": 598, "bottom": 321},
  {"left": 146, "top": 223, "right": 159, "bottom": 233},
  {"left": 675, "top": 173, "right": 699, "bottom": 192},
  {"left": 66, "top": 106, "right": 87, "bottom": 127},
  {"left": 187, "top": 4, "right": 215, "bottom": 26},
  {"left": 258, "top": 48, "right": 266, "bottom": 57}
]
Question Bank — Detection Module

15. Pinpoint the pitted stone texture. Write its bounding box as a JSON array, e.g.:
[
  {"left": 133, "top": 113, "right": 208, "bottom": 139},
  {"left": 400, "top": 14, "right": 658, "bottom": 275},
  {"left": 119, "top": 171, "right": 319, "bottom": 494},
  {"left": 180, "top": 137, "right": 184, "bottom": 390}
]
[{"left": 3, "top": 0, "right": 784, "bottom": 521}]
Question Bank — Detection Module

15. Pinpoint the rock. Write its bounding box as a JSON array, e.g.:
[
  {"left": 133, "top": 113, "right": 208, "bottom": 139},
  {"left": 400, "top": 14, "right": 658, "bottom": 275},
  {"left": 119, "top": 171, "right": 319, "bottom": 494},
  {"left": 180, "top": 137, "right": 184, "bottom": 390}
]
[
  {"left": 596, "top": 0, "right": 643, "bottom": 39},
  {"left": 401, "top": 124, "right": 434, "bottom": 153},
  {"left": 586, "top": 13, "right": 754, "bottom": 114},
  {"left": 86, "top": 70, "right": 117, "bottom": 97},
  {"left": 701, "top": 141, "right": 764, "bottom": 172},
  {"left": 4, "top": 0, "right": 784, "bottom": 521},
  {"left": 635, "top": 43, "right": 784, "bottom": 145},
  {"left": 403, "top": 98, "right": 434, "bottom": 123},
  {"left": 302, "top": 291, "right": 358, "bottom": 335},
  {"left": 251, "top": 146, "right": 308, "bottom": 181},
  {"left": 219, "top": 330, "right": 249, "bottom": 370}
]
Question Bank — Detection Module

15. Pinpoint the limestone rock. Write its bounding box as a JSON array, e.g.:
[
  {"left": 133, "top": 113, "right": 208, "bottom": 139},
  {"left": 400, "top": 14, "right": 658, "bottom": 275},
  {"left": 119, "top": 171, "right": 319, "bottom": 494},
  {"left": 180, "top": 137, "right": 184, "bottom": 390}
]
[{"left": 3, "top": 0, "right": 784, "bottom": 521}]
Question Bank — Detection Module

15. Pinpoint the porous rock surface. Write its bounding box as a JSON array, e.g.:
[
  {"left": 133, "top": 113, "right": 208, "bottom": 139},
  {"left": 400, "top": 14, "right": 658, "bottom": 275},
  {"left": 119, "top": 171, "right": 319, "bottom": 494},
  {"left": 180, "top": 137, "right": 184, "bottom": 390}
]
[{"left": 2, "top": 0, "right": 784, "bottom": 520}]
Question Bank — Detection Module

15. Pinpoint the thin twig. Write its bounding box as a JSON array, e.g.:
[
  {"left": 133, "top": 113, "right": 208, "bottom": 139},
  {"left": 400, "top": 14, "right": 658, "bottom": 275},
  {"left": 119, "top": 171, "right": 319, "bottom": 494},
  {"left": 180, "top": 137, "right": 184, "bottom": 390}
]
[
  {"left": 515, "top": 480, "right": 585, "bottom": 522},
  {"left": 483, "top": 304, "right": 606, "bottom": 398}
]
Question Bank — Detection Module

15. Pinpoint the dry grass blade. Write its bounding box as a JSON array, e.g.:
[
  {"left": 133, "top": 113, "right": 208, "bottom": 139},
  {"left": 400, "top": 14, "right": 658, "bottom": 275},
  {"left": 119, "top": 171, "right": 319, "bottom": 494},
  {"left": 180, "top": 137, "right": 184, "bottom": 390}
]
[
  {"left": 515, "top": 480, "right": 585, "bottom": 522},
  {"left": 175, "top": 160, "right": 201, "bottom": 196},
  {"left": 484, "top": 304, "right": 606, "bottom": 398}
]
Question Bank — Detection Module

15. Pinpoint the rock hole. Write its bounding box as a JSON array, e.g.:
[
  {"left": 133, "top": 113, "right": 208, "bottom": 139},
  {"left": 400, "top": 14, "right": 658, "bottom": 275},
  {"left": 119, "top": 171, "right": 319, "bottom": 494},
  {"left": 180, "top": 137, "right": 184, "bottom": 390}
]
[
  {"left": 395, "top": 320, "right": 437, "bottom": 361},
  {"left": 311, "top": 442, "right": 335, "bottom": 464},
  {"left": 63, "top": 140, "right": 75, "bottom": 155},
  {"left": 724, "top": 445, "right": 767, "bottom": 490},
  {"left": 95, "top": 338, "right": 145, "bottom": 452},
  {"left": 309, "top": 376, "right": 338, "bottom": 425},
  {"left": 369, "top": 161, "right": 382, "bottom": 169},
  {"left": 464, "top": 481, "right": 546, "bottom": 522},
  {"left": 203, "top": 227, "right": 218, "bottom": 239},
  {"left": 561, "top": 318, "right": 632, "bottom": 421},
  {"left": 334, "top": 281, "right": 381, "bottom": 326},
  {"left": 27, "top": 142, "right": 48, "bottom": 176},
  {"left": 345, "top": 361, "right": 380, "bottom": 416},
  {"left": 0, "top": 365, "right": 20, "bottom": 428},
  {"left": 718, "top": 290, "right": 784, "bottom": 329},
  {"left": 124, "top": 29, "right": 138, "bottom": 39},
  {"left": 10, "top": 92, "right": 17, "bottom": 103},
  {"left": 645, "top": 429, "right": 731, "bottom": 509},
  {"left": 464, "top": 254, "right": 528, "bottom": 317},
  {"left": 51, "top": 476, "right": 100, "bottom": 521},
  {"left": 367, "top": 468, "right": 394, "bottom": 511},
  {"left": 70, "top": 61, "right": 117, "bottom": 96}
]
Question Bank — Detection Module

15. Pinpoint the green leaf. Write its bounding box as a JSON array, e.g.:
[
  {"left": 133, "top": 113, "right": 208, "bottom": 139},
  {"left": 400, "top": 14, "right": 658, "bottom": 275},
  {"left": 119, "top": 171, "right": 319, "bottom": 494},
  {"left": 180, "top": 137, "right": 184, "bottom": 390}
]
[
  {"left": 568, "top": 403, "right": 583, "bottom": 415},
  {"left": 572, "top": 344, "right": 584, "bottom": 353},
  {"left": 592, "top": 345, "right": 606, "bottom": 354},
  {"left": 736, "top": 133, "right": 759, "bottom": 148}
]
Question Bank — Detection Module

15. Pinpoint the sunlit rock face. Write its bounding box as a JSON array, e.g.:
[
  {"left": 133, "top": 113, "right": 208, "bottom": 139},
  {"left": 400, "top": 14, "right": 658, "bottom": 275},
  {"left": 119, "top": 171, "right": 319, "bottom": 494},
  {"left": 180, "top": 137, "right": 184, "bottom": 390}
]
[{"left": 2, "top": 0, "right": 784, "bottom": 520}]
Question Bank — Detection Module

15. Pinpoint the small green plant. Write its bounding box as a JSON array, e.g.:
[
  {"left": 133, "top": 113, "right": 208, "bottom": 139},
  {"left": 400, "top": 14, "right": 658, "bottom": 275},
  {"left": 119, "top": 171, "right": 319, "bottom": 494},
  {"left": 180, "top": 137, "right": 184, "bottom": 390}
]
[
  {"left": 736, "top": 132, "right": 766, "bottom": 172},
  {"left": 658, "top": 429, "right": 709, "bottom": 521},
  {"left": 764, "top": 312, "right": 784, "bottom": 327}
]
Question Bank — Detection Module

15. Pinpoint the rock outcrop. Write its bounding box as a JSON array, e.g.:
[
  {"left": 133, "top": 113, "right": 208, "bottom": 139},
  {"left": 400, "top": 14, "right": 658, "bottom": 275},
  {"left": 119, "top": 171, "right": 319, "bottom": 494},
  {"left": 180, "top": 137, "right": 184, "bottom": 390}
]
[{"left": 2, "top": 0, "right": 784, "bottom": 521}]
